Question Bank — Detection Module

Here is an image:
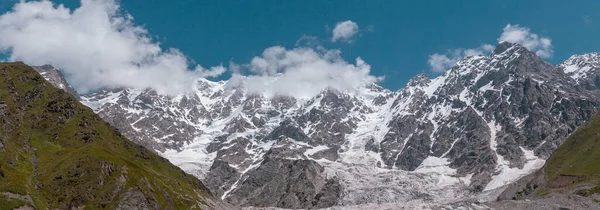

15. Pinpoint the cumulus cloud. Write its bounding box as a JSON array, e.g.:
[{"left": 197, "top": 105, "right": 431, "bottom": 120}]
[
  {"left": 197, "top": 65, "right": 226, "bottom": 78},
  {"left": 229, "top": 46, "right": 383, "bottom": 98},
  {"left": 498, "top": 24, "right": 553, "bottom": 58},
  {"left": 331, "top": 20, "right": 359, "bottom": 43},
  {"left": 0, "top": 1, "right": 384, "bottom": 98},
  {"left": 427, "top": 44, "right": 494, "bottom": 73},
  {"left": 0, "top": 0, "right": 226, "bottom": 95}
]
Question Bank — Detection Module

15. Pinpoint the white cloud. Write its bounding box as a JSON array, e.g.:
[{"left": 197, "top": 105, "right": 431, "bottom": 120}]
[
  {"left": 427, "top": 44, "right": 494, "bottom": 73},
  {"left": 0, "top": 1, "right": 385, "bottom": 98},
  {"left": 0, "top": 0, "right": 225, "bottom": 95},
  {"left": 498, "top": 24, "right": 553, "bottom": 58},
  {"left": 331, "top": 20, "right": 359, "bottom": 43},
  {"left": 230, "top": 46, "right": 383, "bottom": 98},
  {"left": 197, "top": 65, "right": 226, "bottom": 78},
  {"left": 228, "top": 61, "right": 242, "bottom": 74}
]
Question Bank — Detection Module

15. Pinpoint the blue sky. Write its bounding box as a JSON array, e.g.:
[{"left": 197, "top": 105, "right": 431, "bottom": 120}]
[{"left": 0, "top": 0, "right": 599, "bottom": 92}]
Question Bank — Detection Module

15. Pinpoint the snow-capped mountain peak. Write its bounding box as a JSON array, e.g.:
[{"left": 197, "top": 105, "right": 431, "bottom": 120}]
[{"left": 560, "top": 52, "right": 600, "bottom": 81}]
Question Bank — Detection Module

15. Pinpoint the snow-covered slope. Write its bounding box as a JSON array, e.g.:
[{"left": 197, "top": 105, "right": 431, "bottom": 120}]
[
  {"left": 40, "top": 42, "right": 600, "bottom": 208},
  {"left": 560, "top": 52, "right": 600, "bottom": 88}
]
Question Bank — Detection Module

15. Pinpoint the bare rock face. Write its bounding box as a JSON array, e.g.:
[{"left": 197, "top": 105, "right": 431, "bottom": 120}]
[
  {"left": 224, "top": 157, "right": 339, "bottom": 208},
  {"left": 37, "top": 42, "right": 600, "bottom": 208},
  {"left": 204, "top": 138, "right": 343, "bottom": 209},
  {"left": 203, "top": 160, "right": 241, "bottom": 197}
]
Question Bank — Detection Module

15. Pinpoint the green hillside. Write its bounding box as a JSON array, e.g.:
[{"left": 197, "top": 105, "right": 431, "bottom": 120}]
[
  {"left": 500, "top": 110, "right": 600, "bottom": 203},
  {"left": 543, "top": 112, "right": 600, "bottom": 190},
  {"left": 0, "top": 62, "right": 227, "bottom": 209}
]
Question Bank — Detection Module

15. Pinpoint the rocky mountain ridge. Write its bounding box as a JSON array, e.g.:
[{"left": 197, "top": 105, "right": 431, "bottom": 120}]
[{"left": 37, "top": 42, "right": 600, "bottom": 208}]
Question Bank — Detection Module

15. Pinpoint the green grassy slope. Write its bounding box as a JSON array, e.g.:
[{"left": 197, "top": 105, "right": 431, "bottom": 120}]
[
  {"left": 498, "top": 107, "right": 600, "bottom": 204},
  {"left": 544, "top": 112, "right": 600, "bottom": 187},
  {"left": 0, "top": 62, "right": 224, "bottom": 209}
]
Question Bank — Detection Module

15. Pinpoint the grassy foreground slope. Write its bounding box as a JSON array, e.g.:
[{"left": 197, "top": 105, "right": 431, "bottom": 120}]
[
  {"left": 543, "top": 112, "right": 600, "bottom": 191},
  {"left": 0, "top": 62, "right": 230, "bottom": 209},
  {"left": 498, "top": 111, "right": 600, "bottom": 206}
]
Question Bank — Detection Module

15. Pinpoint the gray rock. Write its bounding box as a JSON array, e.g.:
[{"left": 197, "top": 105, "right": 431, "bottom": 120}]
[
  {"left": 116, "top": 190, "right": 158, "bottom": 210},
  {"left": 224, "top": 156, "right": 341, "bottom": 209},
  {"left": 204, "top": 160, "right": 241, "bottom": 197},
  {"left": 264, "top": 119, "right": 309, "bottom": 142}
]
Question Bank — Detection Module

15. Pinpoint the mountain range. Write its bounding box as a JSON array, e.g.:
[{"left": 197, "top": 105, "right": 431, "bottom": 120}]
[{"left": 31, "top": 42, "right": 600, "bottom": 209}]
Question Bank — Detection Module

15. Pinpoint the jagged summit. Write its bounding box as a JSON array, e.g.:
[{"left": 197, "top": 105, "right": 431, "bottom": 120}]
[
  {"left": 493, "top": 41, "right": 511, "bottom": 53},
  {"left": 560, "top": 52, "right": 600, "bottom": 86},
  {"left": 492, "top": 41, "right": 517, "bottom": 56},
  {"left": 491, "top": 41, "right": 538, "bottom": 57},
  {"left": 406, "top": 73, "right": 431, "bottom": 87}
]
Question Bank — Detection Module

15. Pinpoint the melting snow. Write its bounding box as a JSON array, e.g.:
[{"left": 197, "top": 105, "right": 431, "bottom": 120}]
[
  {"left": 423, "top": 73, "right": 448, "bottom": 97},
  {"left": 415, "top": 156, "right": 455, "bottom": 174},
  {"left": 304, "top": 145, "right": 329, "bottom": 157},
  {"left": 484, "top": 147, "right": 545, "bottom": 191}
]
